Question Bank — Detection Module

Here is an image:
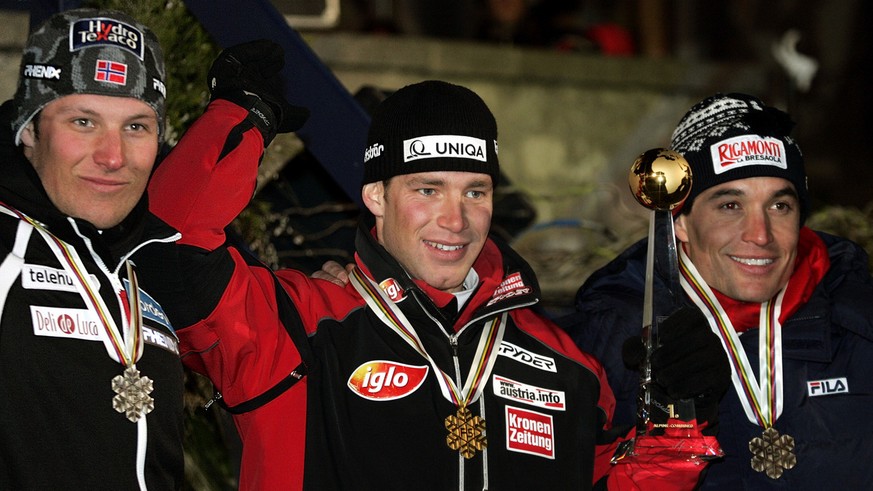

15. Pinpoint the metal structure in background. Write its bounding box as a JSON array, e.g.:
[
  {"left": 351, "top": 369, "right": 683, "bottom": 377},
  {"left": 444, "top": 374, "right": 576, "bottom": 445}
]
[
  {"left": 184, "top": 0, "right": 370, "bottom": 206},
  {"left": 271, "top": 0, "right": 341, "bottom": 30}
]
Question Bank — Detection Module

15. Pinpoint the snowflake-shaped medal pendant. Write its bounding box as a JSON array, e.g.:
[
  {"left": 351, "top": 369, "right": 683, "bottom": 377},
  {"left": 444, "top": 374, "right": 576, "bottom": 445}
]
[
  {"left": 112, "top": 365, "right": 155, "bottom": 423},
  {"left": 445, "top": 405, "right": 487, "bottom": 458},
  {"left": 750, "top": 427, "right": 797, "bottom": 479}
]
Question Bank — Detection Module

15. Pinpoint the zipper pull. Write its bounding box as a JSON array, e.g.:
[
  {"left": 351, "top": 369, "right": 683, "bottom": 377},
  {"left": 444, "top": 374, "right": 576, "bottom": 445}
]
[{"left": 204, "top": 391, "right": 223, "bottom": 411}]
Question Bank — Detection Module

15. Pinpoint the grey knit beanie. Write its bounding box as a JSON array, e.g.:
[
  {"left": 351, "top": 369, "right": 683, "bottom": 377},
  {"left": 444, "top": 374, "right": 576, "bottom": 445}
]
[{"left": 12, "top": 8, "right": 166, "bottom": 144}]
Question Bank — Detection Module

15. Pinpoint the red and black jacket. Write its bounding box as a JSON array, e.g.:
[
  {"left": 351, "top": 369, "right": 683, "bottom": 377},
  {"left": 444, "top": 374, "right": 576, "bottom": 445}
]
[{"left": 149, "top": 99, "right": 707, "bottom": 490}]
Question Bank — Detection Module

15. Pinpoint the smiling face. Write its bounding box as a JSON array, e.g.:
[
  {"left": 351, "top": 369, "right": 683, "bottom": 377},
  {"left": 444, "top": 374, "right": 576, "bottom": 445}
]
[
  {"left": 675, "top": 176, "right": 801, "bottom": 303},
  {"left": 363, "top": 171, "right": 493, "bottom": 293},
  {"left": 20, "top": 93, "right": 159, "bottom": 229}
]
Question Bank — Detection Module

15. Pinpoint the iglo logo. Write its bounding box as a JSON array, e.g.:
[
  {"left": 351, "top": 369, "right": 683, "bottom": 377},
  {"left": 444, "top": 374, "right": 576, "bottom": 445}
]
[{"left": 347, "top": 360, "right": 428, "bottom": 401}]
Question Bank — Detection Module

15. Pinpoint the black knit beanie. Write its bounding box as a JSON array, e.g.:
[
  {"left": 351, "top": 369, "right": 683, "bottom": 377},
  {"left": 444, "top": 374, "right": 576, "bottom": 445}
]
[
  {"left": 671, "top": 93, "right": 809, "bottom": 221},
  {"left": 12, "top": 8, "right": 166, "bottom": 144},
  {"left": 362, "top": 80, "right": 499, "bottom": 185}
]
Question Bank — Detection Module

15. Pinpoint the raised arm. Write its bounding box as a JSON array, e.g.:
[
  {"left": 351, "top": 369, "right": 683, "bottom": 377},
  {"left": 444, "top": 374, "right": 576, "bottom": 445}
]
[{"left": 149, "top": 39, "right": 308, "bottom": 251}]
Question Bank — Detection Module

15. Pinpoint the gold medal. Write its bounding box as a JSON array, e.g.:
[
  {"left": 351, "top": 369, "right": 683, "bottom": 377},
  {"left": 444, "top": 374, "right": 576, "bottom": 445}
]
[
  {"left": 445, "top": 406, "right": 487, "bottom": 459},
  {"left": 750, "top": 427, "right": 796, "bottom": 479},
  {"left": 112, "top": 365, "right": 155, "bottom": 422},
  {"left": 351, "top": 269, "right": 506, "bottom": 460}
]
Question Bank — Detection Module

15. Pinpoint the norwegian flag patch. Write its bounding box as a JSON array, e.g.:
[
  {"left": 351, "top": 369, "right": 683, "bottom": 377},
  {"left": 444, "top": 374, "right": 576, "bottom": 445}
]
[{"left": 94, "top": 60, "right": 127, "bottom": 85}]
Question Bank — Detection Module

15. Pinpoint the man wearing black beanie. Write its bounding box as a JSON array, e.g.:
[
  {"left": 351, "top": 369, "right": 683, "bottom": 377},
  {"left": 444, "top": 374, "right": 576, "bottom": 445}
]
[
  {"left": 148, "top": 78, "right": 722, "bottom": 489},
  {"left": 560, "top": 93, "right": 873, "bottom": 489}
]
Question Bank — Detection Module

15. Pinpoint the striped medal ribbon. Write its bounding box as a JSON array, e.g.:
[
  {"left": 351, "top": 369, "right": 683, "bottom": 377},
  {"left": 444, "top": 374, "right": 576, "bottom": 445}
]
[
  {"left": 350, "top": 267, "right": 506, "bottom": 458},
  {"left": 678, "top": 247, "right": 796, "bottom": 478},
  {"left": 4, "top": 203, "right": 153, "bottom": 423}
]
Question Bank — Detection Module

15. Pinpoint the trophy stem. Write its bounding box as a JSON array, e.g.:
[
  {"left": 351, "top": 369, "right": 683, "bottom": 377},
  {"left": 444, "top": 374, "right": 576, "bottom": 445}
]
[
  {"left": 617, "top": 148, "right": 722, "bottom": 464},
  {"left": 636, "top": 208, "right": 694, "bottom": 437},
  {"left": 636, "top": 210, "right": 657, "bottom": 438},
  {"left": 655, "top": 209, "right": 682, "bottom": 301}
]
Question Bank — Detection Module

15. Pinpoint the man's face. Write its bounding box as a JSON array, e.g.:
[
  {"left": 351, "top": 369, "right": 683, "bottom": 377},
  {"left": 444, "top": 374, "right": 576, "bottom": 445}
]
[
  {"left": 363, "top": 171, "right": 493, "bottom": 293},
  {"left": 675, "top": 176, "right": 801, "bottom": 303},
  {"left": 20, "top": 93, "right": 159, "bottom": 229}
]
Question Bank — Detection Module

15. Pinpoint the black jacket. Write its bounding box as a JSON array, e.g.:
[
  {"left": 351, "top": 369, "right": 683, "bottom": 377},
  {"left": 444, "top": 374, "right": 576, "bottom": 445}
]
[{"left": 0, "top": 100, "right": 185, "bottom": 490}]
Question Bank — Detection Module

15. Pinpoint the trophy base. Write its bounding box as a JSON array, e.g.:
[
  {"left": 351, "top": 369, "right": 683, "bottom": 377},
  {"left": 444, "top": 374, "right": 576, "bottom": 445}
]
[
  {"left": 609, "top": 428, "right": 722, "bottom": 490},
  {"left": 611, "top": 419, "right": 724, "bottom": 466}
]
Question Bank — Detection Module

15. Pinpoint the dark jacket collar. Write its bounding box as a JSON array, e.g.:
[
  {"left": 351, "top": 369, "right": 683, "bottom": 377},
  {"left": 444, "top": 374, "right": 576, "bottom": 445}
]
[{"left": 353, "top": 214, "right": 542, "bottom": 334}]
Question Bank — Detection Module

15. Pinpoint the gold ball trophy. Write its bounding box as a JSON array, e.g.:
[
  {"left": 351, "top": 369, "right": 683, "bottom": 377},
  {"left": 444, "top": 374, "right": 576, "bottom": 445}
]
[{"left": 612, "top": 149, "right": 723, "bottom": 466}]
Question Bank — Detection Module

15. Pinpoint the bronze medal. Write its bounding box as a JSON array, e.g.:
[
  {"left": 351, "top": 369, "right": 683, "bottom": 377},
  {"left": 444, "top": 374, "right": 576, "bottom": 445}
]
[
  {"left": 112, "top": 365, "right": 155, "bottom": 422},
  {"left": 8, "top": 208, "right": 153, "bottom": 425},
  {"left": 749, "top": 427, "right": 796, "bottom": 479},
  {"left": 445, "top": 405, "right": 487, "bottom": 459}
]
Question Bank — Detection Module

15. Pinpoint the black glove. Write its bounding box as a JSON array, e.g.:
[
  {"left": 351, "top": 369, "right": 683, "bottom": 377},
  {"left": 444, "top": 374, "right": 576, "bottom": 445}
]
[
  {"left": 623, "top": 306, "right": 731, "bottom": 434},
  {"left": 208, "top": 39, "right": 309, "bottom": 145}
]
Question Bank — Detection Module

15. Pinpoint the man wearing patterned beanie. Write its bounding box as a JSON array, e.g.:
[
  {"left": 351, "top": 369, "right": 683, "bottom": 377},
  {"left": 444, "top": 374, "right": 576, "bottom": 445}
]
[
  {"left": 561, "top": 93, "right": 873, "bottom": 489},
  {"left": 0, "top": 8, "right": 186, "bottom": 490},
  {"left": 0, "top": 8, "right": 306, "bottom": 489},
  {"left": 147, "top": 79, "right": 720, "bottom": 489}
]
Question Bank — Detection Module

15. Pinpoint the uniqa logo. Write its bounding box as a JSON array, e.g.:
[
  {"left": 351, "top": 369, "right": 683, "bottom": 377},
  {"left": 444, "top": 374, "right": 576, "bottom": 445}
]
[{"left": 403, "top": 135, "right": 487, "bottom": 163}]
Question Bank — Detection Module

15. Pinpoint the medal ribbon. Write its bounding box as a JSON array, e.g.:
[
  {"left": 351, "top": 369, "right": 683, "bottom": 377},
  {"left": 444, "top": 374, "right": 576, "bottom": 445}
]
[
  {"left": 2, "top": 203, "right": 144, "bottom": 367},
  {"left": 678, "top": 246, "right": 784, "bottom": 428},
  {"left": 350, "top": 267, "right": 506, "bottom": 408}
]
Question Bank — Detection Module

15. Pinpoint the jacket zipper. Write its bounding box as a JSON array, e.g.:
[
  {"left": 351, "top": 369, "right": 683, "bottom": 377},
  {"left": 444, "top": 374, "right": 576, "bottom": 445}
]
[
  {"left": 449, "top": 333, "right": 465, "bottom": 490},
  {"left": 416, "top": 293, "right": 533, "bottom": 490}
]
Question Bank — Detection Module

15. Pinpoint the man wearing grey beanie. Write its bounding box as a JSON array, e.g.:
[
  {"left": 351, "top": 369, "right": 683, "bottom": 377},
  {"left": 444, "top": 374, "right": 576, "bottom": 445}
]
[
  {"left": 0, "top": 8, "right": 306, "bottom": 489},
  {"left": 561, "top": 93, "right": 873, "bottom": 489},
  {"left": 0, "top": 8, "right": 187, "bottom": 490}
]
